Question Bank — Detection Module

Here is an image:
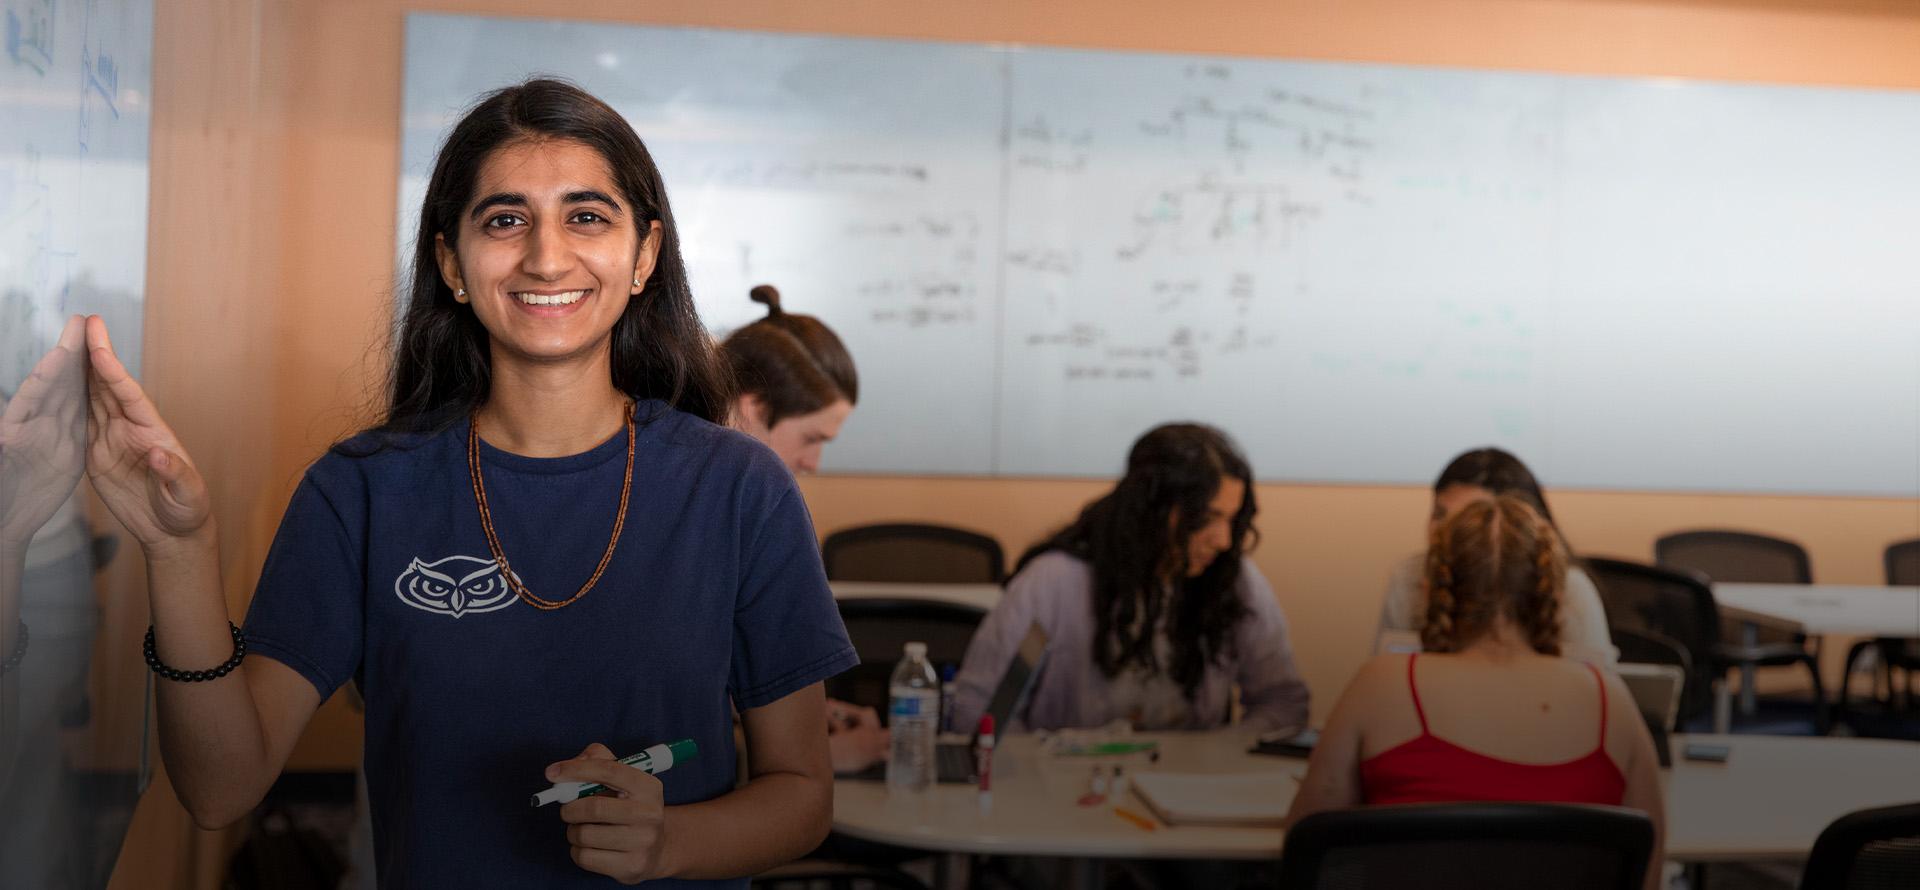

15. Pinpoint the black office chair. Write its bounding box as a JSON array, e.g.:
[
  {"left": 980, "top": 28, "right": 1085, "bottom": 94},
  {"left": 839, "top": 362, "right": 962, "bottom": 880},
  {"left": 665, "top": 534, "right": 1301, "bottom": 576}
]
[
  {"left": 752, "top": 860, "right": 932, "bottom": 890},
  {"left": 1889, "top": 539, "right": 1920, "bottom": 588},
  {"left": 1799, "top": 801, "right": 1920, "bottom": 890},
  {"left": 1878, "top": 539, "right": 1920, "bottom": 706},
  {"left": 1657, "top": 530, "right": 1813, "bottom": 586},
  {"left": 828, "top": 597, "right": 988, "bottom": 716},
  {"left": 1654, "top": 531, "right": 1828, "bottom": 732},
  {"left": 1589, "top": 557, "right": 1722, "bottom": 729},
  {"left": 1839, "top": 539, "right": 1920, "bottom": 727},
  {"left": 1277, "top": 802, "right": 1655, "bottom": 889},
  {"left": 823, "top": 523, "right": 1006, "bottom": 584}
]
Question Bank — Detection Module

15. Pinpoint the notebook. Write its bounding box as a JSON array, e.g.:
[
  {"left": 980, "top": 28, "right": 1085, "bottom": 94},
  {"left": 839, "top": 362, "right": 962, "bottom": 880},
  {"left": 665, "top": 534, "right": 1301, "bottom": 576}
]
[{"left": 1129, "top": 772, "right": 1298, "bottom": 827}]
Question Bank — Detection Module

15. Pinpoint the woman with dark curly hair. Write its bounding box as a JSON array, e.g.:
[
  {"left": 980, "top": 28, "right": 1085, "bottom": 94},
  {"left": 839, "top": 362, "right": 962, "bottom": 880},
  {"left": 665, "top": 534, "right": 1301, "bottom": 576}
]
[
  {"left": 949, "top": 423, "right": 1309, "bottom": 733},
  {"left": 1288, "top": 495, "right": 1665, "bottom": 890}
]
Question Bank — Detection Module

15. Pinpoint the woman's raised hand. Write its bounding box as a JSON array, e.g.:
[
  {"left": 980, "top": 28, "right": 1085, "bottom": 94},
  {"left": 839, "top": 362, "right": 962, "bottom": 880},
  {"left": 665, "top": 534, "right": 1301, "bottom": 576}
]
[{"left": 83, "top": 316, "right": 212, "bottom": 549}]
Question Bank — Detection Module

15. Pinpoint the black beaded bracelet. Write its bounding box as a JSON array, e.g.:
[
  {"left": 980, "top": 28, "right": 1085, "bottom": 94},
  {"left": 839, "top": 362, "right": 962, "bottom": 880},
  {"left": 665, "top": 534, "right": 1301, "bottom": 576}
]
[
  {"left": 1, "top": 622, "right": 26, "bottom": 676},
  {"left": 143, "top": 622, "right": 247, "bottom": 682}
]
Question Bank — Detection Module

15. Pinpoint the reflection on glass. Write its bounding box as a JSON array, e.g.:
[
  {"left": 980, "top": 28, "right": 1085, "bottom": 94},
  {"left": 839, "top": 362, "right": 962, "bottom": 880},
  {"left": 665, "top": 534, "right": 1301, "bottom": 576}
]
[{"left": 2, "top": 0, "right": 154, "bottom": 886}]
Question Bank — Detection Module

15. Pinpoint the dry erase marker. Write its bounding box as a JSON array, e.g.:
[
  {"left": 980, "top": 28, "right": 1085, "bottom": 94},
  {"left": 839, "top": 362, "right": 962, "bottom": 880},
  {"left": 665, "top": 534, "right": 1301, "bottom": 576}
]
[
  {"left": 531, "top": 739, "right": 698, "bottom": 807},
  {"left": 975, "top": 714, "right": 996, "bottom": 811}
]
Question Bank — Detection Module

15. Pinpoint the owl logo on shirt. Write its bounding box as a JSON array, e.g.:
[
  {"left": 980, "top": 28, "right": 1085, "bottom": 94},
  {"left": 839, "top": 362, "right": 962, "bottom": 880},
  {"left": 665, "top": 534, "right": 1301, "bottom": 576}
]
[{"left": 393, "top": 555, "right": 518, "bottom": 618}]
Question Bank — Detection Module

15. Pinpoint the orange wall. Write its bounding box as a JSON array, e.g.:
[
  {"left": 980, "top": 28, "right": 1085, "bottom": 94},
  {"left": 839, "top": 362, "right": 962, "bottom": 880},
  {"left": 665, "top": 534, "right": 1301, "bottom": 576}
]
[{"left": 114, "top": 1, "right": 1920, "bottom": 886}]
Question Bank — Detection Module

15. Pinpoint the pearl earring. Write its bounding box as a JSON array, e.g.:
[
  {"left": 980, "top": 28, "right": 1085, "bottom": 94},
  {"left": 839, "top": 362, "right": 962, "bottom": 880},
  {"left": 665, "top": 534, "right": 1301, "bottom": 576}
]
[
  {"left": 455, "top": 288, "right": 466, "bottom": 298},
  {"left": 632, "top": 278, "right": 641, "bottom": 287}
]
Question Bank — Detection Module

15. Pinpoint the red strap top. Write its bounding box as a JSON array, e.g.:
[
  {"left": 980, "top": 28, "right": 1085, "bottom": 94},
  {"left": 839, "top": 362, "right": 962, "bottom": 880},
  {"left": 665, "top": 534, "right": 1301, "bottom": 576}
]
[{"left": 1358, "top": 654, "right": 1627, "bottom": 807}]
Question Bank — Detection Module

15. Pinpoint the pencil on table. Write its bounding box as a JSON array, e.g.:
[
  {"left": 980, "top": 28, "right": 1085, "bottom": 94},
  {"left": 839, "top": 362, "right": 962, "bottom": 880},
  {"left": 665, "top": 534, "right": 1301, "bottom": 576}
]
[{"left": 1113, "top": 806, "right": 1158, "bottom": 831}]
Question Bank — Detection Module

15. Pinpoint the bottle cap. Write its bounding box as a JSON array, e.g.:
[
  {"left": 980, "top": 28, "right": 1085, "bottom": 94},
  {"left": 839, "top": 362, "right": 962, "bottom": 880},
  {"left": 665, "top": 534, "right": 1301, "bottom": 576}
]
[
  {"left": 978, "top": 714, "right": 995, "bottom": 740},
  {"left": 904, "top": 641, "right": 927, "bottom": 658}
]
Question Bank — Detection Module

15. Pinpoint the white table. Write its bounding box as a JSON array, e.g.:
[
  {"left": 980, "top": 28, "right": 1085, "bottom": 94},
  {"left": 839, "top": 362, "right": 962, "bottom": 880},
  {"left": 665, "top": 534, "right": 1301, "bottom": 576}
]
[
  {"left": 834, "top": 731, "right": 1287, "bottom": 890},
  {"left": 831, "top": 731, "right": 1920, "bottom": 887},
  {"left": 1663, "top": 734, "right": 1920, "bottom": 861},
  {"left": 830, "top": 580, "right": 1002, "bottom": 613},
  {"left": 1711, "top": 583, "right": 1920, "bottom": 731}
]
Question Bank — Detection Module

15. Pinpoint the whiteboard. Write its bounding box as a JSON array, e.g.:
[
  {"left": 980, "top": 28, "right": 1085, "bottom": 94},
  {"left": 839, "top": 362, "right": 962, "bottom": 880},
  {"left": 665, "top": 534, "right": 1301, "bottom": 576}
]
[
  {"left": 1, "top": 1, "right": 153, "bottom": 884},
  {"left": 401, "top": 14, "right": 1920, "bottom": 495},
  {"left": 1, "top": 0, "right": 149, "bottom": 381}
]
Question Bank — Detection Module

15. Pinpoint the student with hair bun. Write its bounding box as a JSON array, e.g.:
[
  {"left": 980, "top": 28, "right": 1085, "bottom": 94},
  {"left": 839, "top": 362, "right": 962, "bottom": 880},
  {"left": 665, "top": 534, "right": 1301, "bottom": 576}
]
[
  {"left": 720, "top": 285, "right": 856, "bottom": 475},
  {"left": 1289, "top": 495, "right": 1665, "bottom": 890},
  {"left": 718, "top": 285, "right": 885, "bottom": 775}
]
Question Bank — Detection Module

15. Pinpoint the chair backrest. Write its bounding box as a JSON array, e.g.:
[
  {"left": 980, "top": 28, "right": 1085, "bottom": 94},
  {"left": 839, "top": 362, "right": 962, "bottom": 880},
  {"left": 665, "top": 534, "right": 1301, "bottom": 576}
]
[
  {"left": 1611, "top": 627, "right": 1693, "bottom": 679},
  {"left": 1278, "top": 802, "right": 1655, "bottom": 890},
  {"left": 822, "top": 523, "right": 1007, "bottom": 584},
  {"left": 1887, "top": 538, "right": 1920, "bottom": 587},
  {"left": 827, "top": 597, "right": 987, "bottom": 717},
  {"left": 1881, "top": 539, "right": 1920, "bottom": 663},
  {"left": 1799, "top": 801, "right": 1920, "bottom": 890},
  {"left": 1587, "top": 557, "right": 1719, "bottom": 723},
  {"left": 1655, "top": 529, "right": 1812, "bottom": 584}
]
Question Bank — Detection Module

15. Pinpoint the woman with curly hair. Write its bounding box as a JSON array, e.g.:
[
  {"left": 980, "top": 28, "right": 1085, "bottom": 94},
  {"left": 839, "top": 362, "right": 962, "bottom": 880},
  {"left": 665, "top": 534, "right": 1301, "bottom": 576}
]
[
  {"left": 949, "top": 423, "right": 1309, "bottom": 733},
  {"left": 1288, "top": 495, "right": 1665, "bottom": 890},
  {"left": 1374, "top": 447, "right": 1616, "bottom": 665}
]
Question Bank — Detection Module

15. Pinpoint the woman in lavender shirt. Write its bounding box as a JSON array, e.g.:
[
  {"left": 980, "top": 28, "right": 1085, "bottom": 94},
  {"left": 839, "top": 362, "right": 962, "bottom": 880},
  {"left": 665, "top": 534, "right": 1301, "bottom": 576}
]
[{"left": 950, "top": 424, "right": 1310, "bottom": 734}]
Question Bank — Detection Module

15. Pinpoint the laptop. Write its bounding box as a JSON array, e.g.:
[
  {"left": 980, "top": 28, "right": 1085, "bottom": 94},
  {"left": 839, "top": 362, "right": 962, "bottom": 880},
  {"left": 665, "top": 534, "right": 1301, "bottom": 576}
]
[
  {"left": 854, "top": 622, "right": 1049, "bottom": 784},
  {"left": 1617, "top": 662, "right": 1683, "bottom": 769}
]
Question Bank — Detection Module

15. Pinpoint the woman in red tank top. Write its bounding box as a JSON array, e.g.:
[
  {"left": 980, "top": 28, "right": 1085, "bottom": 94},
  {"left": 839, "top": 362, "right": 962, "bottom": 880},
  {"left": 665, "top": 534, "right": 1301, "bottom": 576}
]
[{"left": 1286, "top": 495, "right": 1666, "bottom": 890}]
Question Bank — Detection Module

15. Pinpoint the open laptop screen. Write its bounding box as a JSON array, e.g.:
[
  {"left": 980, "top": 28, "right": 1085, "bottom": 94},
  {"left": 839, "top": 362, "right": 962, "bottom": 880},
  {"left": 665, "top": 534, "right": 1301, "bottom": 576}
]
[{"left": 977, "top": 622, "right": 1049, "bottom": 735}]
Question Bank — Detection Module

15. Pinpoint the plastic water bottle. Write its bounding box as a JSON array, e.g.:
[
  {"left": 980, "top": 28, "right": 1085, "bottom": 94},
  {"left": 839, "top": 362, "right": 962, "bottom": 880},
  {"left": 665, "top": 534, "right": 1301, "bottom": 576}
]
[{"left": 886, "top": 641, "right": 940, "bottom": 794}]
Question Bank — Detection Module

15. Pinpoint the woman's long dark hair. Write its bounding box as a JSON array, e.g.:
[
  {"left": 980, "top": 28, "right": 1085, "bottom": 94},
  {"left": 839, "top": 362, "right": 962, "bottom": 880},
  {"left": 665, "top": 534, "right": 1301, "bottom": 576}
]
[
  {"left": 1434, "top": 448, "right": 1553, "bottom": 523},
  {"left": 374, "top": 78, "right": 730, "bottom": 439},
  {"left": 1014, "top": 423, "right": 1258, "bottom": 701},
  {"left": 1433, "top": 447, "right": 1577, "bottom": 555}
]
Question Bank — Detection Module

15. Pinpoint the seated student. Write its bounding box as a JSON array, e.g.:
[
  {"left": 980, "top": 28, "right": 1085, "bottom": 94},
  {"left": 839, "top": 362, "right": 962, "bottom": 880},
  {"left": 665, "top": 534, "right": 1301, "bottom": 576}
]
[
  {"left": 1289, "top": 495, "right": 1665, "bottom": 890},
  {"left": 950, "top": 424, "right": 1310, "bottom": 733},
  {"left": 719, "top": 285, "right": 884, "bottom": 774},
  {"left": 721, "top": 285, "right": 854, "bottom": 475},
  {"left": 1376, "top": 448, "right": 1615, "bottom": 666}
]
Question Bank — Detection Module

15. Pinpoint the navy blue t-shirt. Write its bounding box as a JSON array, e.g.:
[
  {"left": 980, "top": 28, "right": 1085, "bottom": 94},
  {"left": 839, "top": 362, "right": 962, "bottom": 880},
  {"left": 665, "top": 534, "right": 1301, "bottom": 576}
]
[{"left": 242, "top": 401, "right": 856, "bottom": 889}]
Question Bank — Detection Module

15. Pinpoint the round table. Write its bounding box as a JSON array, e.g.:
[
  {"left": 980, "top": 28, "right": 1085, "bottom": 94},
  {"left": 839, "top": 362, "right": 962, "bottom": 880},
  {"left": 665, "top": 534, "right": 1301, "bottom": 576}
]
[{"left": 832, "top": 731, "right": 1920, "bottom": 887}]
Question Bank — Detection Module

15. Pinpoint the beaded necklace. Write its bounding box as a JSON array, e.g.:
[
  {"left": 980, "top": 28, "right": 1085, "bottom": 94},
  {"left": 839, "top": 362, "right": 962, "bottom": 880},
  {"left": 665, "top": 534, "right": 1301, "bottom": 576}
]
[{"left": 467, "top": 400, "right": 635, "bottom": 610}]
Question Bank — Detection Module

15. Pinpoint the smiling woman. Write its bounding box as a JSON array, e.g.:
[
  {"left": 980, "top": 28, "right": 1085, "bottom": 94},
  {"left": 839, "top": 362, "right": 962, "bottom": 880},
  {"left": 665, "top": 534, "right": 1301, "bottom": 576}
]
[
  {"left": 79, "top": 79, "right": 856, "bottom": 890},
  {"left": 435, "top": 142, "right": 654, "bottom": 370}
]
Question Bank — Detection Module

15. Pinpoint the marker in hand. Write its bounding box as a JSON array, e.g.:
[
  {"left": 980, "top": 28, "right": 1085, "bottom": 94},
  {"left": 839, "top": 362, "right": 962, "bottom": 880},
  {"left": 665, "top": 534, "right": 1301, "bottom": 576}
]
[{"left": 532, "top": 739, "right": 698, "bottom": 807}]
